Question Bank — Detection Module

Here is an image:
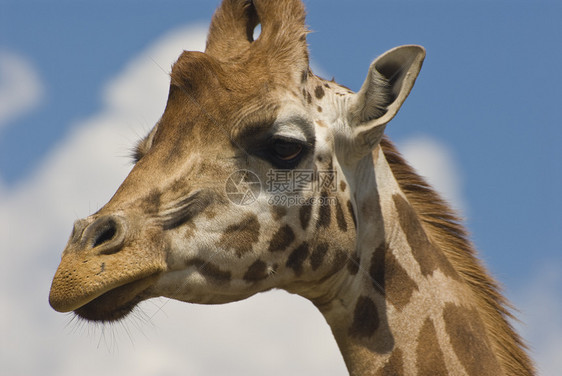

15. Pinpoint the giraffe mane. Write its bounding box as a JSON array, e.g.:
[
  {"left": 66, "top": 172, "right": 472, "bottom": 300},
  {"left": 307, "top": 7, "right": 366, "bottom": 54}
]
[{"left": 380, "top": 136, "right": 534, "bottom": 375}]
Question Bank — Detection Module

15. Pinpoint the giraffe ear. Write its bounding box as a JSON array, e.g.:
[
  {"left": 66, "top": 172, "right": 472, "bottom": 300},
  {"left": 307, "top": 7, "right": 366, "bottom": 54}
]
[{"left": 348, "top": 45, "right": 425, "bottom": 156}]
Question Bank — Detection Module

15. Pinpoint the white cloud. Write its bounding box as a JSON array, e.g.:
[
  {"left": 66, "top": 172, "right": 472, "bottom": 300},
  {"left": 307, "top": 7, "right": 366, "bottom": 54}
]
[
  {"left": 398, "top": 135, "right": 468, "bottom": 214},
  {"left": 0, "top": 51, "right": 44, "bottom": 132},
  {"left": 0, "top": 24, "right": 346, "bottom": 376},
  {"left": 513, "top": 262, "right": 562, "bottom": 376}
]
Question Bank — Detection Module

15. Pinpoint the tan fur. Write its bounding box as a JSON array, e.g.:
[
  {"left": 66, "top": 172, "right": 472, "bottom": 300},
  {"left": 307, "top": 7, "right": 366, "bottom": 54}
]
[
  {"left": 380, "top": 137, "right": 535, "bottom": 376},
  {"left": 49, "top": 1, "right": 535, "bottom": 374}
]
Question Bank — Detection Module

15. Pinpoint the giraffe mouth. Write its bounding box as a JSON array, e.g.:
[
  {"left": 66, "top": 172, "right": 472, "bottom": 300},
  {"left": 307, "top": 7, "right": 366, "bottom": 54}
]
[{"left": 73, "top": 273, "right": 161, "bottom": 322}]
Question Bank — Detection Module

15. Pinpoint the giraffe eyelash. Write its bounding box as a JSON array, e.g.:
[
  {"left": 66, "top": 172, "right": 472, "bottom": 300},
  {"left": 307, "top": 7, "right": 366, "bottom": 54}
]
[
  {"left": 132, "top": 125, "right": 159, "bottom": 164},
  {"left": 131, "top": 138, "right": 149, "bottom": 163}
]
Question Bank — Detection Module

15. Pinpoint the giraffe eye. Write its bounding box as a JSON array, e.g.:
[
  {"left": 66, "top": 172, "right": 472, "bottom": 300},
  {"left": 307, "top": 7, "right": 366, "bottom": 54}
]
[{"left": 271, "top": 140, "right": 303, "bottom": 162}]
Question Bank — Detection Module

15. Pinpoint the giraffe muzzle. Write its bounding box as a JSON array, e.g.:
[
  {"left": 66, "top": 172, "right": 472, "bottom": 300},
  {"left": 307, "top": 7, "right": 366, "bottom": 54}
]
[{"left": 49, "top": 214, "right": 166, "bottom": 314}]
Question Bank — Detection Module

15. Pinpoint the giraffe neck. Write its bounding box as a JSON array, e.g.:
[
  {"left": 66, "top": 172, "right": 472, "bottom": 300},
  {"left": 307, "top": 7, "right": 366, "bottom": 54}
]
[{"left": 315, "top": 147, "right": 504, "bottom": 376}]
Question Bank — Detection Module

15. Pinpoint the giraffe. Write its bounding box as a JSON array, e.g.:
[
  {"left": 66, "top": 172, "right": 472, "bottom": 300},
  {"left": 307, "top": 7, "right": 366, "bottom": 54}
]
[{"left": 49, "top": 1, "right": 534, "bottom": 375}]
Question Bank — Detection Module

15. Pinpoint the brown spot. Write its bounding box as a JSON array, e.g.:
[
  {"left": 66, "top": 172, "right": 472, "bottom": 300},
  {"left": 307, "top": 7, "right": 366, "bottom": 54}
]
[
  {"left": 339, "top": 180, "right": 347, "bottom": 192},
  {"left": 270, "top": 205, "right": 287, "bottom": 220},
  {"left": 301, "top": 70, "right": 307, "bottom": 83},
  {"left": 349, "top": 296, "right": 379, "bottom": 338},
  {"left": 347, "top": 200, "right": 357, "bottom": 229},
  {"left": 204, "top": 208, "right": 217, "bottom": 219},
  {"left": 243, "top": 260, "right": 268, "bottom": 282},
  {"left": 183, "top": 221, "right": 197, "bottom": 240},
  {"left": 317, "top": 105, "right": 323, "bottom": 112},
  {"left": 393, "top": 194, "right": 458, "bottom": 279},
  {"left": 324, "top": 82, "right": 330, "bottom": 88},
  {"left": 218, "top": 214, "right": 260, "bottom": 257},
  {"left": 327, "top": 250, "right": 348, "bottom": 276},
  {"left": 376, "top": 348, "right": 404, "bottom": 376},
  {"left": 416, "top": 318, "right": 447, "bottom": 376},
  {"left": 299, "top": 200, "right": 312, "bottom": 230},
  {"left": 143, "top": 189, "right": 161, "bottom": 214},
  {"left": 306, "top": 91, "right": 312, "bottom": 104},
  {"left": 286, "top": 242, "right": 309, "bottom": 276},
  {"left": 369, "top": 242, "right": 418, "bottom": 310},
  {"left": 314, "top": 85, "right": 325, "bottom": 99},
  {"left": 347, "top": 253, "right": 360, "bottom": 275},
  {"left": 299, "top": 34, "right": 306, "bottom": 42},
  {"left": 310, "top": 242, "right": 328, "bottom": 271},
  {"left": 268, "top": 225, "right": 295, "bottom": 253},
  {"left": 443, "top": 303, "right": 502, "bottom": 375},
  {"left": 186, "top": 258, "right": 231, "bottom": 285},
  {"left": 335, "top": 198, "right": 348, "bottom": 232},
  {"left": 316, "top": 191, "right": 331, "bottom": 228},
  {"left": 369, "top": 243, "right": 386, "bottom": 295},
  {"left": 169, "top": 178, "right": 188, "bottom": 194}
]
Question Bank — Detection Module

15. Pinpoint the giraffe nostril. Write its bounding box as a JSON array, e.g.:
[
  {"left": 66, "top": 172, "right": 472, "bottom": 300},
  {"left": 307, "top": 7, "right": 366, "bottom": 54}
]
[
  {"left": 92, "top": 225, "right": 117, "bottom": 248},
  {"left": 82, "top": 215, "right": 127, "bottom": 255}
]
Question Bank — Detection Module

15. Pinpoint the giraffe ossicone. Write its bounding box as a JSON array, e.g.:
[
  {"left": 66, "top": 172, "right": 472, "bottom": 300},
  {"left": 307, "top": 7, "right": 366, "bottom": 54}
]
[{"left": 49, "top": 1, "right": 534, "bottom": 375}]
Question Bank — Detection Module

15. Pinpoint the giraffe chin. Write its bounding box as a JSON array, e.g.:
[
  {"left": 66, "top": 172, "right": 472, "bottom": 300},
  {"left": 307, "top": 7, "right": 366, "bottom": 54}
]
[{"left": 74, "top": 274, "right": 160, "bottom": 322}]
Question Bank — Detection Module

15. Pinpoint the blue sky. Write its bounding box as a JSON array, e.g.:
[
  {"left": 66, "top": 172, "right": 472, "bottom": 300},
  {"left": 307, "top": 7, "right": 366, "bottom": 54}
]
[{"left": 1, "top": 1, "right": 561, "bottom": 375}]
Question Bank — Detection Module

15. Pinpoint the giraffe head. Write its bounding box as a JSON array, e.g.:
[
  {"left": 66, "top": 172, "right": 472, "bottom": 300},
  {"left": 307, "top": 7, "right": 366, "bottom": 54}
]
[{"left": 49, "top": 0, "right": 424, "bottom": 322}]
